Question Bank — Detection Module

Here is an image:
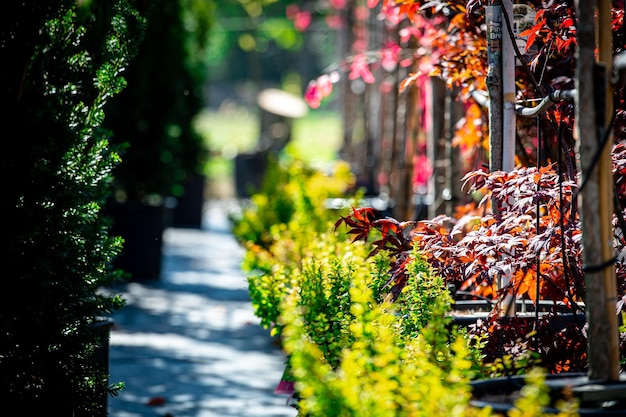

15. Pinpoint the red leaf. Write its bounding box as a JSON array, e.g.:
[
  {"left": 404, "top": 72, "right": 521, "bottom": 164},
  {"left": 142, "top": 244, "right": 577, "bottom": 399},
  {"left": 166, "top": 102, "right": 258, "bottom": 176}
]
[
  {"left": 524, "top": 31, "right": 537, "bottom": 52},
  {"left": 146, "top": 396, "right": 167, "bottom": 406}
]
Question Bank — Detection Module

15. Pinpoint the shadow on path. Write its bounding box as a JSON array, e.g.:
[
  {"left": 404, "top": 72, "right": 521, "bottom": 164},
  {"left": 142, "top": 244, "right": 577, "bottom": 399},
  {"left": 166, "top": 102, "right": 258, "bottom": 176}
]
[{"left": 107, "top": 201, "right": 297, "bottom": 417}]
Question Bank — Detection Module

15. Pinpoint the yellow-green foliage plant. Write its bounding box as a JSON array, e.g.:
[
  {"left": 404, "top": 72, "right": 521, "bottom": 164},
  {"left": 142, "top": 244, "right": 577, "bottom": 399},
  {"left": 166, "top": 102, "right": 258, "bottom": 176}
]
[
  {"left": 232, "top": 155, "right": 357, "bottom": 268},
  {"left": 279, "top": 248, "right": 580, "bottom": 417},
  {"left": 289, "top": 243, "right": 383, "bottom": 364},
  {"left": 249, "top": 227, "right": 372, "bottom": 336},
  {"left": 232, "top": 155, "right": 361, "bottom": 333},
  {"left": 506, "top": 369, "right": 579, "bottom": 417},
  {"left": 280, "top": 255, "right": 488, "bottom": 417}
]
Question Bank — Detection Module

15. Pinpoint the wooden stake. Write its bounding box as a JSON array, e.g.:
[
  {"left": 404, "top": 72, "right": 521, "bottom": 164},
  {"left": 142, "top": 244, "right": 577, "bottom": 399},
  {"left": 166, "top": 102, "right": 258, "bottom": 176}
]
[
  {"left": 575, "top": 0, "right": 620, "bottom": 382},
  {"left": 486, "top": 1, "right": 503, "bottom": 172}
]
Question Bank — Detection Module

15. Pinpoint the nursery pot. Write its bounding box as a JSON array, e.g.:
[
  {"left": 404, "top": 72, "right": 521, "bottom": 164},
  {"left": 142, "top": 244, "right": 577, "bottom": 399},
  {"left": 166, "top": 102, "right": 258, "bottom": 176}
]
[
  {"left": 234, "top": 151, "right": 267, "bottom": 198},
  {"left": 449, "top": 299, "right": 585, "bottom": 329},
  {"left": 470, "top": 372, "right": 626, "bottom": 416},
  {"left": 106, "top": 201, "right": 169, "bottom": 280},
  {"left": 172, "top": 173, "right": 206, "bottom": 228}
]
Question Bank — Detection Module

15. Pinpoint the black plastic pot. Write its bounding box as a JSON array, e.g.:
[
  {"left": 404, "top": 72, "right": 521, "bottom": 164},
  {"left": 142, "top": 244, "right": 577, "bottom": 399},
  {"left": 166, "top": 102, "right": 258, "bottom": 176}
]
[
  {"left": 172, "top": 173, "right": 206, "bottom": 228},
  {"left": 234, "top": 151, "right": 267, "bottom": 198},
  {"left": 106, "top": 201, "right": 168, "bottom": 280},
  {"left": 470, "top": 373, "right": 626, "bottom": 416},
  {"left": 450, "top": 299, "right": 586, "bottom": 329}
]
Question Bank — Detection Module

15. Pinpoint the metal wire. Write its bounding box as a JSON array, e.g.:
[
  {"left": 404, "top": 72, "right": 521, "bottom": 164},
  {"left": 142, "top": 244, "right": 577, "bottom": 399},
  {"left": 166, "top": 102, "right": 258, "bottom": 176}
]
[
  {"left": 515, "top": 89, "right": 577, "bottom": 117},
  {"left": 470, "top": 88, "right": 577, "bottom": 117}
]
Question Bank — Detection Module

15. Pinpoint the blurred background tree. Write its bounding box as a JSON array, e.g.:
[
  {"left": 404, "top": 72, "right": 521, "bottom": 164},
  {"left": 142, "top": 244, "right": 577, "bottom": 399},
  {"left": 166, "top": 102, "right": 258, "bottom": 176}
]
[
  {"left": 105, "top": 0, "right": 214, "bottom": 205},
  {"left": 197, "top": 0, "right": 344, "bottom": 199},
  {"left": 206, "top": 0, "right": 332, "bottom": 95},
  {"left": 103, "top": 0, "right": 216, "bottom": 279}
]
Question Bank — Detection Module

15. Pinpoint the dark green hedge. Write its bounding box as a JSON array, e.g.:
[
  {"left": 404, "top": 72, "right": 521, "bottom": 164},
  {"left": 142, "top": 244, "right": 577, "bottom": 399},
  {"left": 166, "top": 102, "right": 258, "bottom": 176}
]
[{"left": 0, "top": 1, "right": 145, "bottom": 414}]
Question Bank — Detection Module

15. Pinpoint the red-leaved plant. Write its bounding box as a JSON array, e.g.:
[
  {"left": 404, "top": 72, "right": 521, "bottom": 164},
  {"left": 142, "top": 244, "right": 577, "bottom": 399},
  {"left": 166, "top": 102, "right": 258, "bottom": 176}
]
[
  {"left": 416, "top": 165, "right": 583, "bottom": 306},
  {"left": 337, "top": 161, "right": 626, "bottom": 374},
  {"left": 335, "top": 206, "right": 416, "bottom": 300}
]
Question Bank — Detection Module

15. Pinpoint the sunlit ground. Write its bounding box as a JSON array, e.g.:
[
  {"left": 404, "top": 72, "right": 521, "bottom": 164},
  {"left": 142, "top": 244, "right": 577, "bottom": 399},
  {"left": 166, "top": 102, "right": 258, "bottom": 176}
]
[
  {"left": 107, "top": 202, "right": 298, "bottom": 417},
  {"left": 194, "top": 104, "right": 343, "bottom": 198}
]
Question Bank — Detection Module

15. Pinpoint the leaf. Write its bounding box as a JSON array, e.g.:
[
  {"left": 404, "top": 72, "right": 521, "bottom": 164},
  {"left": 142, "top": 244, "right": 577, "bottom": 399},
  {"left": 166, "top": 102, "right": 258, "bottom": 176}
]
[
  {"left": 399, "top": 72, "right": 420, "bottom": 92},
  {"left": 146, "top": 396, "right": 167, "bottom": 406}
]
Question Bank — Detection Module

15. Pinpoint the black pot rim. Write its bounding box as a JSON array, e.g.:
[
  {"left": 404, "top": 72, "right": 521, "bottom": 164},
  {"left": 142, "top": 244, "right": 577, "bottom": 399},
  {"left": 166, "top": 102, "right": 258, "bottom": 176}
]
[{"left": 470, "top": 372, "right": 626, "bottom": 415}]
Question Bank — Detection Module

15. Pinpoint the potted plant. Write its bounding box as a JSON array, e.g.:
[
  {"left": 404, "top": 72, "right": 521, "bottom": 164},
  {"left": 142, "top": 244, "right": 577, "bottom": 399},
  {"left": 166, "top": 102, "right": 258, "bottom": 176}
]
[
  {"left": 0, "top": 1, "right": 143, "bottom": 414},
  {"left": 326, "top": 0, "right": 626, "bottom": 394},
  {"left": 335, "top": 158, "right": 614, "bottom": 377},
  {"left": 103, "top": 0, "right": 212, "bottom": 279},
  {"left": 467, "top": 0, "right": 626, "bottom": 413},
  {"left": 233, "top": 0, "right": 626, "bottom": 412},
  {"left": 232, "top": 156, "right": 359, "bottom": 330},
  {"left": 275, "top": 230, "right": 580, "bottom": 416}
]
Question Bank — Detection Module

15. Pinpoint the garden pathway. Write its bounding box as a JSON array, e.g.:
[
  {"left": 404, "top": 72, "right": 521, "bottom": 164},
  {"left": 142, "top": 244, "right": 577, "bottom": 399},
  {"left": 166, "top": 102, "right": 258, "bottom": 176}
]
[{"left": 107, "top": 199, "right": 298, "bottom": 417}]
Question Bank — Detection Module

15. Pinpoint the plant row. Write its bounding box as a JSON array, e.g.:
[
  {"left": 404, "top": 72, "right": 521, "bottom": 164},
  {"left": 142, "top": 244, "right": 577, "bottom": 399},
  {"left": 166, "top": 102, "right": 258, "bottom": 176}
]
[{"left": 231, "top": 156, "right": 595, "bottom": 416}]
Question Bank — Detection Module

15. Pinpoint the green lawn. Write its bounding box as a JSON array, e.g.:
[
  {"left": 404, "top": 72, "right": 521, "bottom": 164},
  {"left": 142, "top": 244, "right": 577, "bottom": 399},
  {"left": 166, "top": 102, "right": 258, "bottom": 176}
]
[
  {"left": 194, "top": 106, "right": 343, "bottom": 181},
  {"left": 290, "top": 111, "right": 343, "bottom": 163}
]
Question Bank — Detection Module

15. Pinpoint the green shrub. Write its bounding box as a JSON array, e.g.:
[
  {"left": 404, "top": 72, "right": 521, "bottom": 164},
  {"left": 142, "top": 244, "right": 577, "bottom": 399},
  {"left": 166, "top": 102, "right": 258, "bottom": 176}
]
[
  {"left": 0, "top": 1, "right": 144, "bottom": 414},
  {"left": 279, "top": 255, "right": 486, "bottom": 417},
  {"left": 232, "top": 156, "right": 298, "bottom": 251},
  {"left": 390, "top": 252, "right": 453, "bottom": 338},
  {"left": 247, "top": 228, "right": 370, "bottom": 336},
  {"left": 280, "top": 250, "right": 579, "bottom": 417},
  {"left": 232, "top": 156, "right": 360, "bottom": 332},
  {"left": 292, "top": 245, "right": 374, "bottom": 367},
  {"left": 232, "top": 155, "right": 357, "bottom": 256}
]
